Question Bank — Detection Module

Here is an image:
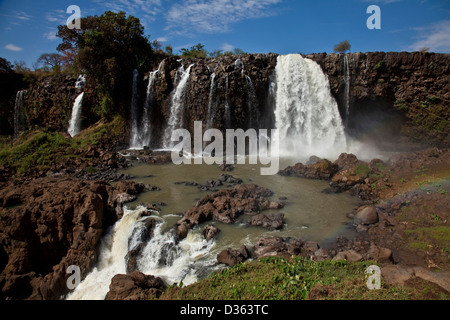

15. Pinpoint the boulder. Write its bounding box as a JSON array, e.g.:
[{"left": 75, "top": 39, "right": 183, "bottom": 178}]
[
  {"left": 175, "top": 184, "right": 277, "bottom": 239},
  {"left": 333, "top": 250, "right": 363, "bottom": 262},
  {"left": 217, "top": 246, "right": 250, "bottom": 267},
  {"left": 249, "top": 213, "right": 285, "bottom": 230},
  {"left": 367, "top": 246, "right": 393, "bottom": 263},
  {"left": 203, "top": 225, "right": 221, "bottom": 241},
  {"left": 253, "top": 237, "right": 304, "bottom": 259},
  {"left": 354, "top": 206, "right": 379, "bottom": 225},
  {"left": 105, "top": 272, "right": 166, "bottom": 300},
  {"left": 279, "top": 159, "right": 338, "bottom": 180}
]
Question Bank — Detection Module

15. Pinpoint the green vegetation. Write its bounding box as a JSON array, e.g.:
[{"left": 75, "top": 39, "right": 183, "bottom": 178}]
[
  {"left": 160, "top": 257, "right": 445, "bottom": 300},
  {"left": 180, "top": 43, "right": 208, "bottom": 58},
  {"left": 373, "top": 60, "right": 386, "bottom": 73},
  {"left": 355, "top": 164, "right": 370, "bottom": 178},
  {"left": 56, "top": 11, "right": 155, "bottom": 120},
  {"left": 405, "top": 226, "right": 450, "bottom": 254},
  {"left": 0, "top": 116, "right": 124, "bottom": 177}
]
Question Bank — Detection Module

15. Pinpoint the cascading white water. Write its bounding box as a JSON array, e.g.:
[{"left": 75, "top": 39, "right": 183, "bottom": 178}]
[
  {"left": 343, "top": 55, "right": 350, "bottom": 126},
  {"left": 234, "top": 59, "right": 259, "bottom": 128},
  {"left": 274, "top": 54, "right": 346, "bottom": 159},
  {"left": 13, "top": 90, "right": 25, "bottom": 139},
  {"left": 129, "top": 69, "right": 140, "bottom": 149},
  {"left": 67, "top": 92, "right": 85, "bottom": 138},
  {"left": 129, "top": 62, "right": 164, "bottom": 150},
  {"left": 75, "top": 75, "right": 86, "bottom": 91},
  {"left": 224, "top": 75, "right": 232, "bottom": 128},
  {"left": 206, "top": 72, "right": 216, "bottom": 129},
  {"left": 163, "top": 64, "right": 194, "bottom": 148},
  {"left": 66, "top": 206, "right": 217, "bottom": 300}
]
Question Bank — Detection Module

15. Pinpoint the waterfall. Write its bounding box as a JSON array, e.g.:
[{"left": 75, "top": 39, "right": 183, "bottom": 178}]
[
  {"left": 224, "top": 75, "right": 232, "bottom": 128},
  {"left": 129, "top": 70, "right": 140, "bottom": 149},
  {"left": 67, "top": 92, "right": 85, "bottom": 138},
  {"left": 75, "top": 75, "right": 86, "bottom": 92},
  {"left": 13, "top": 90, "right": 25, "bottom": 139},
  {"left": 163, "top": 64, "right": 194, "bottom": 149},
  {"left": 343, "top": 55, "right": 350, "bottom": 126},
  {"left": 129, "top": 62, "right": 164, "bottom": 150},
  {"left": 66, "top": 207, "right": 216, "bottom": 300},
  {"left": 234, "top": 59, "right": 259, "bottom": 128},
  {"left": 274, "top": 54, "right": 346, "bottom": 159},
  {"left": 206, "top": 72, "right": 216, "bottom": 129}
]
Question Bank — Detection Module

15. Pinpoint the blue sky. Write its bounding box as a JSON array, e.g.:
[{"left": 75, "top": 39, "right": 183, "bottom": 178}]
[{"left": 1, "top": 0, "right": 449, "bottom": 68}]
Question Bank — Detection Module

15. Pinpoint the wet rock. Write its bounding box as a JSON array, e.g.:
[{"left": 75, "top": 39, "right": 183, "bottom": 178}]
[
  {"left": 354, "top": 206, "right": 378, "bottom": 225},
  {"left": 203, "top": 225, "right": 221, "bottom": 241},
  {"left": 253, "top": 237, "right": 304, "bottom": 259},
  {"left": 105, "top": 272, "right": 166, "bottom": 300},
  {"left": 249, "top": 213, "right": 285, "bottom": 230},
  {"left": 219, "top": 164, "right": 235, "bottom": 172},
  {"left": 175, "top": 184, "right": 277, "bottom": 239},
  {"left": 217, "top": 246, "right": 250, "bottom": 267},
  {"left": 278, "top": 159, "right": 338, "bottom": 180}
]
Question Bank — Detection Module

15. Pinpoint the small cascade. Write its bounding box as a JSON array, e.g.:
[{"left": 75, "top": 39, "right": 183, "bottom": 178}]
[
  {"left": 67, "top": 206, "right": 216, "bottom": 300},
  {"left": 75, "top": 75, "right": 86, "bottom": 92},
  {"left": 274, "top": 54, "right": 346, "bottom": 159},
  {"left": 129, "top": 69, "right": 140, "bottom": 149},
  {"left": 234, "top": 59, "right": 259, "bottom": 128},
  {"left": 129, "top": 62, "right": 164, "bottom": 150},
  {"left": 343, "top": 55, "right": 350, "bottom": 126},
  {"left": 224, "top": 75, "right": 232, "bottom": 129},
  {"left": 67, "top": 92, "right": 85, "bottom": 138},
  {"left": 13, "top": 90, "right": 26, "bottom": 139},
  {"left": 206, "top": 72, "right": 217, "bottom": 129},
  {"left": 163, "top": 64, "right": 194, "bottom": 149}
]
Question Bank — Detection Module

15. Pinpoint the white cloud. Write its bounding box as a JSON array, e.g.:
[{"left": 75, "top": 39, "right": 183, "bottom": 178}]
[
  {"left": 5, "top": 44, "right": 23, "bottom": 51},
  {"left": 43, "top": 31, "right": 58, "bottom": 41},
  {"left": 45, "top": 10, "right": 66, "bottom": 24},
  {"left": 221, "top": 43, "right": 235, "bottom": 52},
  {"left": 409, "top": 20, "right": 450, "bottom": 53},
  {"left": 165, "top": 0, "right": 283, "bottom": 35},
  {"left": 13, "top": 11, "right": 32, "bottom": 21},
  {"left": 96, "top": 0, "right": 163, "bottom": 25}
]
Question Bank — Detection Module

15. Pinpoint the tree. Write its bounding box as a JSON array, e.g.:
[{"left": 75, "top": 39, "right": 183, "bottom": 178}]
[
  {"left": 56, "top": 11, "right": 155, "bottom": 119},
  {"left": 334, "top": 40, "right": 351, "bottom": 54},
  {"left": 165, "top": 45, "right": 173, "bottom": 56},
  {"left": 209, "top": 50, "right": 223, "bottom": 57},
  {"left": 0, "top": 57, "right": 13, "bottom": 73},
  {"left": 36, "top": 53, "right": 62, "bottom": 71},
  {"left": 180, "top": 43, "right": 207, "bottom": 58},
  {"left": 13, "top": 60, "right": 30, "bottom": 73}
]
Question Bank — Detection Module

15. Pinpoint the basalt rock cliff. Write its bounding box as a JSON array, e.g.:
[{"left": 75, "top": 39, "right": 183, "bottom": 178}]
[{"left": 4, "top": 52, "right": 449, "bottom": 148}]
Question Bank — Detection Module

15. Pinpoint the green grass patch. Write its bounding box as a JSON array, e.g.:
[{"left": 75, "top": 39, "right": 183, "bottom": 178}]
[
  {"left": 354, "top": 164, "right": 370, "bottom": 178},
  {"left": 160, "top": 257, "right": 416, "bottom": 301},
  {"left": 0, "top": 115, "right": 125, "bottom": 177},
  {"left": 405, "top": 226, "right": 450, "bottom": 253}
]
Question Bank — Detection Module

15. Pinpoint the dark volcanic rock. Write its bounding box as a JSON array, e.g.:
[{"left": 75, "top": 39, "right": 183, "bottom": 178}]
[
  {"left": 175, "top": 184, "right": 279, "bottom": 239},
  {"left": 278, "top": 159, "right": 338, "bottom": 180},
  {"left": 217, "top": 245, "right": 250, "bottom": 267},
  {"left": 105, "top": 271, "right": 165, "bottom": 300},
  {"left": 203, "top": 224, "right": 221, "bottom": 241},
  {"left": 0, "top": 177, "right": 151, "bottom": 300},
  {"left": 249, "top": 213, "right": 285, "bottom": 230}
]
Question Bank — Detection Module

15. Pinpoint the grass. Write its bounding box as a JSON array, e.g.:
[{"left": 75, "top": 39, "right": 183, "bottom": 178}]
[
  {"left": 405, "top": 226, "right": 450, "bottom": 254},
  {"left": 0, "top": 115, "right": 125, "bottom": 177},
  {"left": 159, "top": 257, "right": 428, "bottom": 301},
  {"left": 354, "top": 164, "right": 370, "bottom": 178}
]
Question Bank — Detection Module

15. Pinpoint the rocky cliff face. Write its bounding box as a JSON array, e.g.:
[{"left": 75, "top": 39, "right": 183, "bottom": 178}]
[
  {"left": 7, "top": 52, "right": 449, "bottom": 148},
  {"left": 308, "top": 52, "right": 450, "bottom": 148}
]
